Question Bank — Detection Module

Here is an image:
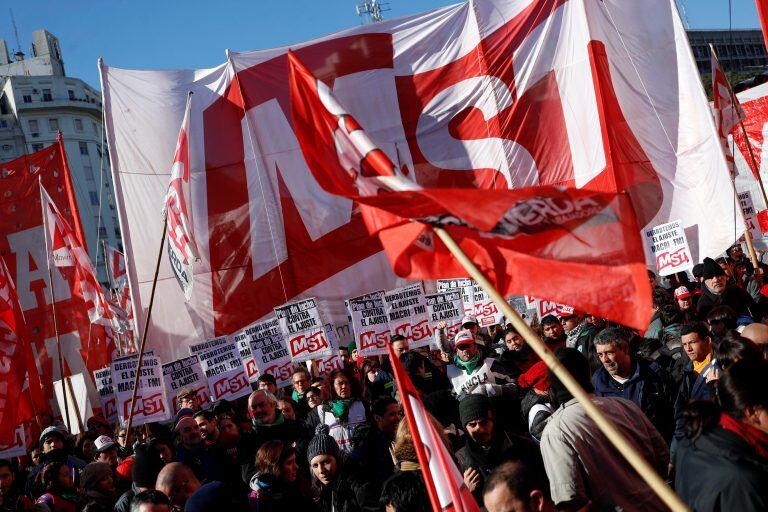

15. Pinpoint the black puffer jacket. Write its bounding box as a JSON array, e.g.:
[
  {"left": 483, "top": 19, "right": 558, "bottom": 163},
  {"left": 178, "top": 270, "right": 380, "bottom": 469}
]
[
  {"left": 674, "top": 427, "right": 768, "bottom": 511},
  {"left": 316, "top": 462, "right": 380, "bottom": 512}
]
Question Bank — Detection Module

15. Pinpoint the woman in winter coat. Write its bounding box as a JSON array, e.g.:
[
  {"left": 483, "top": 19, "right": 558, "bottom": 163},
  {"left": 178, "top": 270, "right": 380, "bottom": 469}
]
[
  {"left": 674, "top": 358, "right": 768, "bottom": 511},
  {"left": 308, "top": 427, "right": 379, "bottom": 512},
  {"left": 248, "top": 440, "right": 316, "bottom": 511},
  {"left": 318, "top": 369, "right": 369, "bottom": 454},
  {"left": 34, "top": 462, "right": 86, "bottom": 512},
  {"left": 79, "top": 462, "right": 118, "bottom": 512}
]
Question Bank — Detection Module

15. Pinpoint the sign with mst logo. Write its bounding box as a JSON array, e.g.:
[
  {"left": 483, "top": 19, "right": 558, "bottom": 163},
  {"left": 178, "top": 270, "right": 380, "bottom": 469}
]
[
  {"left": 425, "top": 291, "right": 464, "bottom": 340},
  {"left": 383, "top": 284, "right": 431, "bottom": 348},
  {"left": 93, "top": 367, "right": 118, "bottom": 423},
  {"left": 348, "top": 291, "right": 391, "bottom": 357},
  {"left": 103, "top": 0, "right": 738, "bottom": 361},
  {"left": 242, "top": 317, "right": 294, "bottom": 388},
  {"left": 275, "top": 298, "right": 332, "bottom": 363},
  {"left": 191, "top": 339, "right": 250, "bottom": 401},
  {"left": 162, "top": 356, "right": 211, "bottom": 415},
  {"left": 644, "top": 220, "right": 693, "bottom": 277}
]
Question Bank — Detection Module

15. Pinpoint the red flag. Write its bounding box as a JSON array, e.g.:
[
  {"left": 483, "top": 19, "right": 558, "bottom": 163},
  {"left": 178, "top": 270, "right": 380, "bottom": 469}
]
[
  {"left": 164, "top": 93, "right": 199, "bottom": 301},
  {"left": 287, "top": 51, "right": 652, "bottom": 331},
  {"left": 711, "top": 46, "right": 747, "bottom": 178},
  {"left": 386, "top": 342, "right": 480, "bottom": 511}
]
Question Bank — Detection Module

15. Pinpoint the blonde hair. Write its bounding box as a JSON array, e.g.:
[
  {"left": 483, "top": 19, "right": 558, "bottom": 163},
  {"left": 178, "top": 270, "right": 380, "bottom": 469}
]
[{"left": 392, "top": 413, "right": 452, "bottom": 465}]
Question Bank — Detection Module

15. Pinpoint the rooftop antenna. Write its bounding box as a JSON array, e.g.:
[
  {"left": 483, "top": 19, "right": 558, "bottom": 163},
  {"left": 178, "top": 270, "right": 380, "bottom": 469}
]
[
  {"left": 356, "top": 0, "right": 390, "bottom": 24},
  {"left": 9, "top": 9, "right": 24, "bottom": 61}
]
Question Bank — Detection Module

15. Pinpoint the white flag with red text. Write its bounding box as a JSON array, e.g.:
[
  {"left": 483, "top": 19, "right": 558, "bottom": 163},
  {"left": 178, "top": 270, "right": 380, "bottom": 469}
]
[{"left": 105, "top": 244, "right": 128, "bottom": 290}]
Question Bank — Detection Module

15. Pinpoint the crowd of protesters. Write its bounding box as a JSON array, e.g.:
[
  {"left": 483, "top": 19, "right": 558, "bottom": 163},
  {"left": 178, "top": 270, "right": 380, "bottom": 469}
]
[{"left": 1, "top": 250, "right": 767, "bottom": 511}]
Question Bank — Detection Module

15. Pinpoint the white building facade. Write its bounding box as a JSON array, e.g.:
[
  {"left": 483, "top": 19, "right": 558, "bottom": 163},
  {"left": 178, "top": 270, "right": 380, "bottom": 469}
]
[{"left": 0, "top": 30, "right": 122, "bottom": 283}]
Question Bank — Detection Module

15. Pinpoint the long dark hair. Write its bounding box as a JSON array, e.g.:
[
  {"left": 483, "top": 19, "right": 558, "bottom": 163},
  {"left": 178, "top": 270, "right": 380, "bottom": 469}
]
[
  {"left": 255, "top": 440, "right": 296, "bottom": 480},
  {"left": 327, "top": 368, "right": 362, "bottom": 400}
]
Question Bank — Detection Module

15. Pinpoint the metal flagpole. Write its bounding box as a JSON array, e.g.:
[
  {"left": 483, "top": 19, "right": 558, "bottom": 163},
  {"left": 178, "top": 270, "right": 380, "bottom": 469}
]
[
  {"left": 431, "top": 226, "right": 689, "bottom": 512},
  {"left": 38, "top": 177, "right": 72, "bottom": 432},
  {"left": 125, "top": 219, "right": 167, "bottom": 435}
]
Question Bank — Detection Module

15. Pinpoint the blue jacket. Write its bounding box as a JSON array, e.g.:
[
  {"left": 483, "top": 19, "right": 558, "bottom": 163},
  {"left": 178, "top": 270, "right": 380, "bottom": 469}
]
[{"left": 592, "top": 358, "right": 675, "bottom": 441}]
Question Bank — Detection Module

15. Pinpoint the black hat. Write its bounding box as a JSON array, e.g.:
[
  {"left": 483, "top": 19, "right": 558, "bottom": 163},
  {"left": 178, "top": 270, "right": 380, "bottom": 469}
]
[
  {"left": 132, "top": 444, "right": 165, "bottom": 488},
  {"left": 548, "top": 347, "right": 593, "bottom": 407},
  {"left": 459, "top": 394, "right": 492, "bottom": 426},
  {"left": 307, "top": 425, "right": 340, "bottom": 463},
  {"left": 702, "top": 257, "right": 726, "bottom": 280},
  {"left": 692, "top": 263, "right": 704, "bottom": 279}
]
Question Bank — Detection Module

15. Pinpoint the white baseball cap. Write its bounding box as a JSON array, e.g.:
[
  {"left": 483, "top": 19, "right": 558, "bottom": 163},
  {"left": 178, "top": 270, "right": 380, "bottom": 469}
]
[
  {"left": 461, "top": 315, "right": 478, "bottom": 327},
  {"left": 94, "top": 435, "right": 118, "bottom": 453},
  {"left": 454, "top": 329, "right": 476, "bottom": 349}
]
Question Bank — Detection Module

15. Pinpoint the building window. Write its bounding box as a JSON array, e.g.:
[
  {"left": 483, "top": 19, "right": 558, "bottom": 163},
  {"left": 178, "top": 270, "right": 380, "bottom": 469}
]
[
  {"left": 22, "top": 95, "right": 32, "bottom": 103},
  {"left": 28, "top": 119, "right": 38, "bottom": 133},
  {"left": 92, "top": 122, "right": 98, "bottom": 134},
  {"left": 2, "top": 144, "right": 12, "bottom": 151},
  {"left": 114, "top": 227, "right": 121, "bottom": 238},
  {"left": 79, "top": 142, "right": 89, "bottom": 155},
  {"left": 98, "top": 227, "right": 107, "bottom": 238},
  {"left": 74, "top": 118, "right": 83, "bottom": 132},
  {"left": 89, "top": 191, "right": 99, "bottom": 205},
  {"left": 85, "top": 94, "right": 90, "bottom": 102},
  {"left": 48, "top": 118, "right": 59, "bottom": 132},
  {"left": 42, "top": 89, "right": 52, "bottom": 101},
  {"left": 68, "top": 90, "right": 75, "bottom": 100},
  {"left": 0, "top": 120, "right": 7, "bottom": 128},
  {"left": 83, "top": 165, "right": 94, "bottom": 181}
]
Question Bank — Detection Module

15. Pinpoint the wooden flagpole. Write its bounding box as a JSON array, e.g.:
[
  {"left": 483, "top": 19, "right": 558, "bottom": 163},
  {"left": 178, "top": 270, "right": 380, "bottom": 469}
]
[
  {"left": 431, "top": 226, "right": 688, "bottom": 512},
  {"left": 38, "top": 177, "right": 72, "bottom": 432},
  {"left": 125, "top": 220, "right": 167, "bottom": 435}
]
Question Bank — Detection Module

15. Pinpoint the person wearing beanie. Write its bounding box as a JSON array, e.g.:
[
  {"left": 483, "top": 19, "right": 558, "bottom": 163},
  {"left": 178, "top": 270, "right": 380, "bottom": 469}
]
[
  {"left": 26, "top": 426, "right": 87, "bottom": 499},
  {"left": 114, "top": 444, "right": 165, "bottom": 512},
  {"left": 697, "top": 257, "right": 757, "bottom": 319},
  {"left": 308, "top": 425, "right": 378, "bottom": 512},
  {"left": 540, "top": 348, "right": 669, "bottom": 511},
  {"left": 80, "top": 461, "right": 118, "bottom": 511},
  {"left": 34, "top": 461, "right": 87, "bottom": 512},
  {"left": 455, "top": 395, "right": 540, "bottom": 503},
  {"left": 445, "top": 329, "right": 517, "bottom": 399}
]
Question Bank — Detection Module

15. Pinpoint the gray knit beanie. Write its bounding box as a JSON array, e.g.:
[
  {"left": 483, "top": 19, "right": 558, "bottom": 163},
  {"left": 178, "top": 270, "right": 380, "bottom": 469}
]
[
  {"left": 307, "top": 425, "right": 340, "bottom": 463},
  {"left": 80, "top": 462, "right": 112, "bottom": 491}
]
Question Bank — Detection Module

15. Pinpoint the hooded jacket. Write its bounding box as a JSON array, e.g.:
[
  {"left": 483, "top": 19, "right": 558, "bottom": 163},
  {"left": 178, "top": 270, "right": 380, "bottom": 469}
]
[{"left": 316, "top": 461, "right": 380, "bottom": 512}]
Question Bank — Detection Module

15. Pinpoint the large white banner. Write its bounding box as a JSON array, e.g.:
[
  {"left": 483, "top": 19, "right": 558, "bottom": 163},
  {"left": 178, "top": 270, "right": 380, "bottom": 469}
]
[{"left": 102, "top": 0, "right": 740, "bottom": 361}]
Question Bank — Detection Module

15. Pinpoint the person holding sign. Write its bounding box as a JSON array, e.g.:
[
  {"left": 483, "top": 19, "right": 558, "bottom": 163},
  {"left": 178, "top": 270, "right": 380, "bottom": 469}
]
[
  {"left": 317, "top": 369, "right": 369, "bottom": 455},
  {"left": 446, "top": 330, "right": 517, "bottom": 401}
]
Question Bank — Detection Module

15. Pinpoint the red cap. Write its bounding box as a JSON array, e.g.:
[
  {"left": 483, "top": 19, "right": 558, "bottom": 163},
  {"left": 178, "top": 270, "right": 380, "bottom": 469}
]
[
  {"left": 518, "top": 361, "right": 550, "bottom": 392},
  {"left": 674, "top": 286, "right": 692, "bottom": 300},
  {"left": 454, "top": 329, "right": 476, "bottom": 349}
]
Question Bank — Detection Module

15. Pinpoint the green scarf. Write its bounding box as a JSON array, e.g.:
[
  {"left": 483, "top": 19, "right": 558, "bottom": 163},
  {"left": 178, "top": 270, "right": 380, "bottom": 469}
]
[
  {"left": 292, "top": 390, "right": 306, "bottom": 402},
  {"left": 253, "top": 410, "right": 286, "bottom": 428},
  {"left": 454, "top": 354, "right": 480, "bottom": 375},
  {"left": 329, "top": 398, "right": 354, "bottom": 423}
]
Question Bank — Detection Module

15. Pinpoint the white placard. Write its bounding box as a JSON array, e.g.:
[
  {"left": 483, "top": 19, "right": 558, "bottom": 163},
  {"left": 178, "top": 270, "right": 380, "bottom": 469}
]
[
  {"left": 275, "top": 298, "right": 332, "bottom": 363},
  {"left": 349, "top": 291, "right": 391, "bottom": 357},
  {"left": 243, "top": 318, "right": 294, "bottom": 389},
  {"left": 0, "top": 426, "right": 26, "bottom": 458},
  {"left": 189, "top": 336, "right": 228, "bottom": 355},
  {"left": 425, "top": 290, "right": 464, "bottom": 339},
  {"left": 471, "top": 284, "right": 503, "bottom": 327},
  {"left": 93, "top": 367, "right": 117, "bottom": 424},
  {"left": 193, "top": 339, "right": 251, "bottom": 401},
  {"left": 383, "top": 284, "right": 431, "bottom": 348},
  {"left": 111, "top": 356, "right": 143, "bottom": 426},
  {"left": 140, "top": 356, "right": 171, "bottom": 424},
  {"left": 437, "top": 278, "right": 474, "bottom": 315},
  {"left": 231, "top": 330, "right": 259, "bottom": 384},
  {"left": 644, "top": 220, "right": 694, "bottom": 276},
  {"left": 739, "top": 191, "right": 756, "bottom": 216},
  {"left": 53, "top": 373, "right": 93, "bottom": 435},
  {"left": 162, "top": 356, "right": 211, "bottom": 415},
  {"left": 312, "top": 323, "right": 343, "bottom": 378}
]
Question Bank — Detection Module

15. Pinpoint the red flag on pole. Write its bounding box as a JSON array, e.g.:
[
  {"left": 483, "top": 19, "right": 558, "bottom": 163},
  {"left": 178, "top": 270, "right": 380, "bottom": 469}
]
[
  {"left": 711, "top": 45, "right": 747, "bottom": 178},
  {"left": 386, "top": 342, "right": 480, "bottom": 512},
  {"left": 287, "top": 50, "right": 652, "bottom": 331}
]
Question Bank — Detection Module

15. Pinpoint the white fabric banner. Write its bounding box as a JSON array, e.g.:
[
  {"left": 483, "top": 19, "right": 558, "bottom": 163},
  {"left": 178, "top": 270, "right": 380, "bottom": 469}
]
[{"left": 102, "top": 0, "right": 739, "bottom": 361}]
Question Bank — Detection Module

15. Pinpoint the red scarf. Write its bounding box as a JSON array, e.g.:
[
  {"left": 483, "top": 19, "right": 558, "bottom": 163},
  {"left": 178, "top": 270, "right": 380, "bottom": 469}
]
[{"left": 719, "top": 413, "right": 768, "bottom": 458}]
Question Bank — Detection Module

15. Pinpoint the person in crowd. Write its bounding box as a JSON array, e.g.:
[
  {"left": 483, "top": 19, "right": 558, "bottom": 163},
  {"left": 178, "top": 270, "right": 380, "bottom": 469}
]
[
  {"left": 360, "top": 358, "right": 394, "bottom": 402},
  {"left": 646, "top": 287, "right": 674, "bottom": 341},
  {"left": 175, "top": 388, "right": 201, "bottom": 413},
  {"left": 540, "top": 348, "right": 669, "bottom": 511},
  {"left": 389, "top": 335, "right": 409, "bottom": 359},
  {"left": 154, "top": 462, "right": 200, "bottom": 510},
  {"left": 714, "top": 330, "right": 764, "bottom": 370},
  {"left": 92, "top": 436, "right": 119, "bottom": 470},
  {"left": 74, "top": 434, "right": 97, "bottom": 465},
  {"left": 0, "top": 459, "right": 34, "bottom": 511},
  {"left": 184, "top": 480, "right": 245, "bottom": 511},
  {"left": 247, "top": 440, "right": 315, "bottom": 511},
  {"left": 455, "top": 394, "right": 540, "bottom": 502},
  {"left": 241, "top": 390, "right": 309, "bottom": 484},
  {"left": 674, "top": 285, "right": 698, "bottom": 321},
  {"left": 307, "top": 426, "right": 379, "bottom": 512},
  {"left": 483, "top": 460, "right": 556, "bottom": 512},
  {"left": 379, "top": 471, "right": 430, "bottom": 512},
  {"left": 445, "top": 329, "right": 516, "bottom": 399},
  {"left": 705, "top": 305, "right": 738, "bottom": 340},
  {"left": 391, "top": 415, "right": 451, "bottom": 473},
  {"left": 495, "top": 328, "right": 537, "bottom": 376},
  {"left": 674, "top": 358, "right": 768, "bottom": 510},
  {"left": 193, "top": 410, "right": 220, "bottom": 446},
  {"left": 27, "top": 426, "right": 87, "bottom": 498},
  {"left": 290, "top": 368, "right": 313, "bottom": 416},
  {"left": 317, "top": 369, "right": 369, "bottom": 454},
  {"left": 276, "top": 399, "right": 297, "bottom": 421},
  {"left": 680, "top": 322, "right": 717, "bottom": 381},
  {"left": 561, "top": 312, "right": 599, "bottom": 360},
  {"left": 34, "top": 462, "right": 87, "bottom": 512},
  {"left": 115, "top": 426, "right": 135, "bottom": 459},
  {"left": 303, "top": 386, "right": 325, "bottom": 432},
  {"left": 80, "top": 462, "right": 117, "bottom": 511},
  {"left": 214, "top": 414, "right": 241, "bottom": 465},
  {"left": 349, "top": 397, "right": 402, "bottom": 487},
  {"left": 29, "top": 449, "right": 42, "bottom": 469},
  {"left": 114, "top": 444, "right": 165, "bottom": 512},
  {"left": 591, "top": 328, "right": 676, "bottom": 441},
  {"left": 459, "top": 315, "right": 492, "bottom": 356},
  {"left": 173, "top": 416, "right": 221, "bottom": 483},
  {"left": 697, "top": 257, "right": 757, "bottom": 319},
  {"left": 129, "top": 489, "right": 170, "bottom": 512},
  {"left": 84, "top": 417, "right": 112, "bottom": 438},
  {"left": 516, "top": 361, "right": 553, "bottom": 441},
  {"left": 147, "top": 438, "right": 173, "bottom": 466},
  {"left": 256, "top": 374, "right": 279, "bottom": 396},
  {"left": 539, "top": 316, "right": 567, "bottom": 351}
]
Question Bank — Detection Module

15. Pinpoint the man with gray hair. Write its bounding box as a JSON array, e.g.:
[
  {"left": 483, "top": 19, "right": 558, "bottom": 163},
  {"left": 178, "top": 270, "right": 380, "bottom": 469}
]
[{"left": 591, "top": 327, "right": 675, "bottom": 441}]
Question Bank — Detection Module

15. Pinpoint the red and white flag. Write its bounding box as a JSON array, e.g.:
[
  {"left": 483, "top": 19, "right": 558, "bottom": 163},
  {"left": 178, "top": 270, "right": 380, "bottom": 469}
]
[
  {"left": 711, "top": 45, "right": 746, "bottom": 177},
  {"left": 105, "top": 244, "right": 128, "bottom": 290},
  {"left": 41, "top": 185, "right": 123, "bottom": 331},
  {"left": 387, "top": 342, "right": 480, "bottom": 511},
  {"left": 288, "top": 51, "right": 652, "bottom": 331},
  {"left": 163, "top": 93, "right": 199, "bottom": 301}
]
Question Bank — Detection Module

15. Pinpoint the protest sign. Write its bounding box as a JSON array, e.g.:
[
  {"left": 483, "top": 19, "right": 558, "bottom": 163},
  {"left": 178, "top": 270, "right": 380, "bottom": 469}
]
[
  {"left": 535, "top": 300, "right": 574, "bottom": 320},
  {"left": 189, "top": 336, "right": 228, "bottom": 355},
  {"left": 53, "top": 373, "right": 93, "bottom": 435},
  {"left": 93, "top": 367, "right": 117, "bottom": 423},
  {"left": 383, "top": 284, "right": 431, "bottom": 348},
  {"left": 471, "top": 284, "right": 503, "bottom": 326},
  {"left": 275, "top": 298, "right": 332, "bottom": 363},
  {"left": 231, "top": 330, "right": 259, "bottom": 384},
  {"left": 111, "top": 355, "right": 143, "bottom": 425},
  {"left": 140, "top": 355, "right": 171, "bottom": 424},
  {"left": 437, "top": 278, "right": 474, "bottom": 315},
  {"left": 644, "top": 220, "right": 693, "bottom": 276},
  {"left": 348, "top": 291, "right": 391, "bottom": 357},
  {"left": 507, "top": 296, "right": 535, "bottom": 325},
  {"left": 243, "top": 318, "right": 294, "bottom": 388},
  {"left": 193, "top": 339, "right": 251, "bottom": 401},
  {"left": 738, "top": 191, "right": 763, "bottom": 240},
  {"left": 162, "top": 356, "right": 210, "bottom": 415},
  {"left": 0, "top": 426, "right": 26, "bottom": 458},
  {"left": 425, "top": 291, "right": 464, "bottom": 339},
  {"left": 312, "top": 323, "right": 343, "bottom": 378}
]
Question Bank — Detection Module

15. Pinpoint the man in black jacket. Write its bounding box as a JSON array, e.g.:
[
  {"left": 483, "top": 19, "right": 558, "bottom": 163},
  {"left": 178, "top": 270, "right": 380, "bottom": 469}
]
[{"left": 696, "top": 257, "right": 756, "bottom": 319}]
